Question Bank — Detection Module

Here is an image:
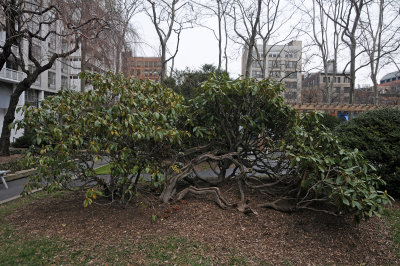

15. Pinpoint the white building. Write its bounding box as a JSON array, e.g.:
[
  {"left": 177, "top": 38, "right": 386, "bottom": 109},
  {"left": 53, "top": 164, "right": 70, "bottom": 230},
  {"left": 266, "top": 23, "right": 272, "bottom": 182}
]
[
  {"left": 0, "top": 1, "right": 115, "bottom": 142},
  {"left": 242, "top": 40, "right": 302, "bottom": 103}
]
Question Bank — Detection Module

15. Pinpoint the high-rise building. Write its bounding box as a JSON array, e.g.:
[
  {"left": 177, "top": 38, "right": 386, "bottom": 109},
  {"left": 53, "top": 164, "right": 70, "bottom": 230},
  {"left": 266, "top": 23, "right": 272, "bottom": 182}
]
[
  {"left": 242, "top": 41, "right": 302, "bottom": 103},
  {"left": 0, "top": 0, "right": 117, "bottom": 142}
]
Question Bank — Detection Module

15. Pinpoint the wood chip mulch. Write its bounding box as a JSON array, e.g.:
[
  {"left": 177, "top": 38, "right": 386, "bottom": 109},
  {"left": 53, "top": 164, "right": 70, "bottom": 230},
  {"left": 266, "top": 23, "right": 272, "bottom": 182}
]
[
  {"left": 0, "top": 154, "right": 23, "bottom": 164},
  {"left": 6, "top": 184, "right": 399, "bottom": 265}
]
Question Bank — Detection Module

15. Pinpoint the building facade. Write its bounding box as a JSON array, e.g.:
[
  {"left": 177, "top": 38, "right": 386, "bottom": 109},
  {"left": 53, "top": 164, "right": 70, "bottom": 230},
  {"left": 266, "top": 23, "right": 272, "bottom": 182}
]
[
  {"left": 0, "top": 29, "right": 71, "bottom": 141},
  {"left": 127, "top": 57, "right": 163, "bottom": 81},
  {"left": 242, "top": 41, "right": 302, "bottom": 103},
  {"left": 302, "top": 71, "right": 351, "bottom": 104},
  {"left": 0, "top": 0, "right": 116, "bottom": 142},
  {"left": 377, "top": 71, "right": 400, "bottom": 105}
]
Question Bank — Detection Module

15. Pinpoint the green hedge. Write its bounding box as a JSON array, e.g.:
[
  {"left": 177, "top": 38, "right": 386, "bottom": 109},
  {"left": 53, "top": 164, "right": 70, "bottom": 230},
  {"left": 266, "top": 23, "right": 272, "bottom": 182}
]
[{"left": 335, "top": 108, "right": 400, "bottom": 196}]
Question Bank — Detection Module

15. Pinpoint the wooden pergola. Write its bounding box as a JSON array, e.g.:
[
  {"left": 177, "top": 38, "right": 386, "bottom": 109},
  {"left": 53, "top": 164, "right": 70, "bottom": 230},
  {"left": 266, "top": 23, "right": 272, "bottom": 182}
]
[{"left": 288, "top": 103, "right": 400, "bottom": 115}]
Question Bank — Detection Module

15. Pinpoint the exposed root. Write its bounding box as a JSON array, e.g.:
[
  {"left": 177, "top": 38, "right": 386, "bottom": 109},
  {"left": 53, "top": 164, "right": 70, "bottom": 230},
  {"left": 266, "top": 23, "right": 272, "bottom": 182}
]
[
  {"left": 258, "top": 199, "right": 295, "bottom": 213},
  {"left": 176, "top": 186, "right": 235, "bottom": 209}
]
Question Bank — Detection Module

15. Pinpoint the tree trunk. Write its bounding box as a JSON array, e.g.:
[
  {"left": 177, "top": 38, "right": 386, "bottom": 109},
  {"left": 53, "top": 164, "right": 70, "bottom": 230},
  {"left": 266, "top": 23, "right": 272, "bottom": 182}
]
[
  {"left": 217, "top": 2, "right": 222, "bottom": 72},
  {"left": 115, "top": 45, "right": 121, "bottom": 74},
  {"left": 349, "top": 41, "right": 356, "bottom": 105},
  {"left": 372, "top": 77, "right": 379, "bottom": 105},
  {"left": 80, "top": 39, "right": 87, "bottom": 92},
  {"left": 244, "top": 0, "right": 262, "bottom": 78},
  {"left": 262, "top": 41, "right": 267, "bottom": 78},
  {"left": 0, "top": 0, "right": 18, "bottom": 71},
  {"left": 160, "top": 43, "right": 167, "bottom": 83},
  {"left": 223, "top": 14, "right": 229, "bottom": 73},
  {"left": 0, "top": 81, "right": 30, "bottom": 156}
]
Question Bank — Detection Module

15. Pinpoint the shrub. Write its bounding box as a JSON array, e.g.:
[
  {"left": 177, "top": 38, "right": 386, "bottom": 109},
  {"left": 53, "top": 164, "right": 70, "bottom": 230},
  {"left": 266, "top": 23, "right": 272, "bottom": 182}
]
[
  {"left": 16, "top": 72, "right": 187, "bottom": 205},
  {"left": 16, "top": 73, "right": 393, "bottom": 222},
  {"left": 335, "top": 108, "right": 400, "bottom": 196},
  {"left": 12, "top": 130, "right": 34, "bottom": 148},
  {"left": 162, "top": 75, "right": 392, "bottom": 222},
  {"left": 319, "top": 112, "right": 341, "bottom": 130}
]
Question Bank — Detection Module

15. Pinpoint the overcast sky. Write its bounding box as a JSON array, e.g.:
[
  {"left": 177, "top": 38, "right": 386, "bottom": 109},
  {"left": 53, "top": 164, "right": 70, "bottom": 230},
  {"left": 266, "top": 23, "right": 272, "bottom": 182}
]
[
  {"left": 133, "top": 11, "right": 244, "bottom": 78},
  {"left": 131, "top": 2, "right": 399, "bottom": 86}
]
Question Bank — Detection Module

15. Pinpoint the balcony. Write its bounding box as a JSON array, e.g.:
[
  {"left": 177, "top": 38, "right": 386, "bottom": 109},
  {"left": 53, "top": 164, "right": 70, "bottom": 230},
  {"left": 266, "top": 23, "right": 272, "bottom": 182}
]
[{"left": 0, "top": 67, "right": 26, "bottom": 84}]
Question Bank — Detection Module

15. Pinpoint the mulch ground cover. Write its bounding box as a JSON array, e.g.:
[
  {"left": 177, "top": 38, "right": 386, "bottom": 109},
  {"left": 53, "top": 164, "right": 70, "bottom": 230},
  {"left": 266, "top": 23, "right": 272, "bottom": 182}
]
[
  {"left": 5, "top": 181, "right": 399, "bottom": 265},
  {"left": 0, "top": 154, "right": 23, "bottom": 164}
]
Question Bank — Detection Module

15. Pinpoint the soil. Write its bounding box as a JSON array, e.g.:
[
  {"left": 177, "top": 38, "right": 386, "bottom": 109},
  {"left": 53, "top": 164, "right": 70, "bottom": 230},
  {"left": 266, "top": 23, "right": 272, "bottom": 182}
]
[
  {"left": 0, "top": 154, "right": 23, "bottom": 164},
  {"left": 6, "top": 182, "right": 399, "bottom": 265}
]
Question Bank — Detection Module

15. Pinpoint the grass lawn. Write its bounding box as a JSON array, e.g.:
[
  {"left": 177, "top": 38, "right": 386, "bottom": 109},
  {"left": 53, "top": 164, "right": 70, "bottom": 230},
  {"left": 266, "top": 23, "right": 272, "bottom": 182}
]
[
  {"left": 384, "top": 207, "right": 400, "bottom": 257},
  {"left": 94, "top": 163, "right": 111, "bottom": 175}
]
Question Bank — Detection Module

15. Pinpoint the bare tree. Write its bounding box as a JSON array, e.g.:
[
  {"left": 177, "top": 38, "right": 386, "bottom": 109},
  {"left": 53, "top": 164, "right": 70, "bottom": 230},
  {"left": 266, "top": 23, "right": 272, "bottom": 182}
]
[
  {"left": 107, "top": 0, "right": 141, "bottom": 74},
  {"left": 320, "top": 0, "right": 366, "bottom": 105},
  {"left": 253, "top": 0, "right": 299, "bottom": 80},
  {"left": 0, "top": 0, "right": 109, "bottom": 155},
  {"left": 193, "top": 0, "right": 231, "bottom": 72},
  {"left": 298, "top": 0, "right": 342, "bottom": 103},
  {"left": 145, "top": 0, "right": 195, "bottom": 83},
  {"left": 359, "top": 0, "right": 400, "bottom": 105},
  {"left": 229, "top": 0, "right": 262, "bottom": 78}
]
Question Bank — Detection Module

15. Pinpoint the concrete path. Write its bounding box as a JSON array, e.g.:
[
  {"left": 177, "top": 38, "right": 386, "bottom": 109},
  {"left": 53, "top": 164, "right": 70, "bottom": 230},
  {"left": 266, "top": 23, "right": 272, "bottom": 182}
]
[
  {"left": 0, "top": 161, "right": 245, "bottom": 204},
  {"left": 0, "top": 177, "right": 28, "bottom": 202},
  {"left": 0, "top": 159, "right": 109, "bottom": 204}
]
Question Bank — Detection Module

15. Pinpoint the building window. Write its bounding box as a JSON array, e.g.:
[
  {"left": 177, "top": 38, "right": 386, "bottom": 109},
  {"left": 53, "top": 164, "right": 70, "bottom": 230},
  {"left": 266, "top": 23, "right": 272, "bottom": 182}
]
[
  {"left": 344, "top": 87, "right": 350, "bottom": 93},
  {"left": 32, "top": 44, "right": 41, "bottom": 58},
  {"left": 285, "top": 61, "right": 297, "bottom": 69},
  {"left": 268, "top": 60, "right": 280, "bottom": 68},
  {"left": 335, "top": 87, "right": 340, "bottom": 93},
  {"left": 48, "top": 34, "right": 56, "bottom": 50},
  {"left": 285, "top": 82, "right": 297, "bottom": 89},
  {"left": 29, "top": 66, "right": 41, "bottom": 86},
  {"left": 252, "top": 60, "right": 263, "bottom": 68},
  {"left": 270, "top": 71, "right": 281, "bottom": 78},
  {"left": 285, "top": 92, "right": 297, "bottom": 100},
  {"left": 285, "top": 72, "right": 297, "bottom": 79},
  {"left": 323, "top": 76, "right": 331, "bottom": 83},
  {"left": 25, "top": 89, "right": 39, "bottom": 107},
  {"left": 269, "top": 52, "right": 280, "bottom": 58},
  {"left": 252, "top": 70, "right": 262, "bottom": 78},
  {"left": 344, "top": 77, "right": 351, "bottom": 83},
  {"left": 61, "top": 58, "right": 68, "bottom": 73},
  {"left": 61, "top": 39, "right": 68, "bottom": 52},
  {"left": 61, "top": 75, "right": 68, "bottom": 88},
  {"left": 137, "top": 70, "right": 141, "bottom": 76},
  {"left": 285, "top": 52, "right": 297, "bottom": 58},
  {"left": 334, "top": 76, "right": 341, "bottom": 83},
  {"left": 48, "top": 71, "right": 56, "bottom": 89}
]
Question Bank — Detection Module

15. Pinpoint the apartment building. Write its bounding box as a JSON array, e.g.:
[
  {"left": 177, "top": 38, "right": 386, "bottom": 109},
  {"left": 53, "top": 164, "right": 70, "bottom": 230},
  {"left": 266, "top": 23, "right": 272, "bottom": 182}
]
[
  {"left": 0, "top": 0, "right": 116, "bottom": 142},
  {"left": 0, "top": 27, "right": 72, "bottom": 140},
  {"left": 302, "top": 63, "right": 351, "bottom": 104},
  {"left": 127, "top": 57, "right": 163, "bottom": 81},
  {"left": 242, "top": 41, "right": 302, "bottom": 103}
]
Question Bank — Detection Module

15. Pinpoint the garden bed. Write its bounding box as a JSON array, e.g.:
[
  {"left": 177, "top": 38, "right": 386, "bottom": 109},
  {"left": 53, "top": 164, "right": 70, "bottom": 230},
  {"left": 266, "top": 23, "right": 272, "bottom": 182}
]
[{"left": 1, "top": 184, "right": 399, "bottom": 265}]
